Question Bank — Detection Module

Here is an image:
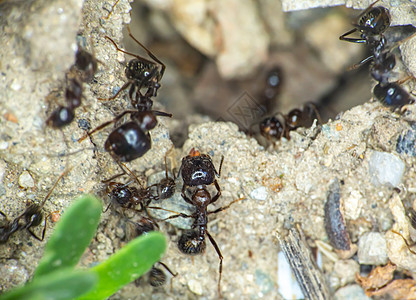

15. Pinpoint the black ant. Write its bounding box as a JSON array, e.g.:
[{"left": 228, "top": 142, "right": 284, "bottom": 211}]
[
  {"left": 46, "top": 47, "right": 98, "bottom": 128},
  {"left": 0, "top": 171, "right": 66, "bottom": 243},
  {"left": 127, "top": 216, "right": 177, "bottom": 287},
  {"left": 105, "top": 151, "right": 176, "bottom": 212},
  {"left": 98, "top": 25, "right": 165, "bottom": 112},
  {"left": 259, "top": 102, "right": 321, "bottom": 141},
  {"left": 339, "top": 0, "right": 391, "bottom": 45},
  {"left": 78, "top": 107, "right": 171, "bottom": 164},
  {"left": 154, "top": 150, "right": 243, "bottom": 297},
  {"left": 159, "top": 186, "right": 244, "bottom": 297}
]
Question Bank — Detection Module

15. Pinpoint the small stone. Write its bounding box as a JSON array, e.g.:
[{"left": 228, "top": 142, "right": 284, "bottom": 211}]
[
  {"left": 188, "top": 278, "right": 203, "bottom": 295},
  {"left": 332, "top": 259, "right": 359, "bottom": 287},
  {"left": 250, "top": 186, "right": 268, "bottom": 201},
  {"left": 368, "top": 151, "right": 405, "bottom": 187},
  {"left": 396, "top": 124, "right": 416, "bottom": 156},
  {"left": 334, "top": 284, "right": 371, "bottom": 300},
  {"left": 18, "top": 171, "right": 35, "bottom": 188},
  {"left": 358, "top": 232, "right": 388, "bottom": 265},
  {"left": 0, "top": 141, "right": 9, "bottom": 150}
]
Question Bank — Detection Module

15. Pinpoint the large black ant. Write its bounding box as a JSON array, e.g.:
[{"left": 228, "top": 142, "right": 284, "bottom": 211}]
[
  {"left": 259, "top": 102, "right": 321, "bottom": 141},
  {"left": 126, "top": 216, "right": 177, "bottom": 287},
  {"left": 155, "top": 149, "right": 243, "bottom": 297},
  {"left": 0, "top": 171, "right": 66, "bottom": 243},
  {"left": 339, "top": 0, "right": 390, "bottom": 45},
  {"left": 98, "top": 25, "right": 165, "bottom": 112},
  {"left": 46, "top": 47, "right": 98, "bottom": 128},
  {"left": 160, "top": 185, "right": 244, "bottom": 297}
]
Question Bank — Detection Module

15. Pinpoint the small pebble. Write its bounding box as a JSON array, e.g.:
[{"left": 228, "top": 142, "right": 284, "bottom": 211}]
[
  {"left": 396, "top": 124, "right": 416, "bottom": 156},
  {"left": 368, "top": 151, "right": 404, "bottom": 187},
  {"left": 250, "top": 186, "right": 268, "bottom": 201},
  {"left": 357, "top": 232, "right": 388, "bottom": 265},
  {"left": 19, "top": 171, "right": 35, "bottom": 188},
  {"left": 334, "top": 284, "right": 370, "bottom": 300},
  {"left": 188, "top": 278, "right": 203, "bottom": 295}
]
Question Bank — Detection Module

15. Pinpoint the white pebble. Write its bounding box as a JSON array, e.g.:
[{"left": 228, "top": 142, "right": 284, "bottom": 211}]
[
  {"left": 358, "top": 232, "right": 388, "bottom": 265},
  {"left": 19, "top": 171, "right": 35, "bottom": 188},
  {"left": 368, "top": 151, "right": 405, "bottom": 187},
  {"left": 250, "top": 186, "right": 268, "bottom": 201}
]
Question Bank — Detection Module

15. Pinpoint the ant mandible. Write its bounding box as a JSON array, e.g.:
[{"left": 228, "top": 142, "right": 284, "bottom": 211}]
[
  {"left": 0, "top": 170, "right": 67, "bottom": 243},
  {"left": 339, "top": 0, "right": 390, "bottom": 45}
]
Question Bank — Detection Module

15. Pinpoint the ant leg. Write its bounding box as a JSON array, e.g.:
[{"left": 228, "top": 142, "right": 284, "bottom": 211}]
[
  {"left": 347, "top": 55, "right": 374, "bottom": 71},
  {"left": 78, "top": 110, "right": 137, "bottom": 142},
  {"left": 152, "top": 110, "right": 173, "bottom": 118},
  {"left": 216, "top": 156, "right": 224, "bottom": 177},
  {"left": 158, "top": 261, "right": 178, "bottom": 277},
  {"left": 181, "top": 185, "right": 193, "bottom": 206},
  {"left": 210, "top": 180, "right": 222, "bottom": 204},
  {"left": 206, "top": 230, "right": 223, "bottom": 298},
  {"left": 158, "top": 261, "right": 177, "bottom": 291},
  {"left": 98, "top": 81, "right": 131, "bottom": 102},
  {"left": 391, "top": 230, "right": 416, "bottom": 255},
  {"left": 147, "top": 206, "right": 193, "bottom": 221},
  {"left": 208, "top": 197, "right": 245, "bottom": 215},
  {"left": 339, "top": 28, "right": 367, "bottom": 43},
  {"left": 103, "top": 0, "right": 121, "bottom": 19}
]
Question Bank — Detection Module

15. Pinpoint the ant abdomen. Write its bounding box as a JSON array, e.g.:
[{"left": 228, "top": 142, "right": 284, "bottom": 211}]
[
  {"left": 373, "top": 82, "right": 413, "bottom": 107},
  {"left": 46, "top": 106, "right": 75, "bottom": 128},
  {"left": 104, "top": 121, "right": 151, "bottom": 162},
  {"left": 178, "top": 230, "right": 206, "bottom": 255},
  {"left": 148, "top": 267, "right": 167, "bottom": 287}
]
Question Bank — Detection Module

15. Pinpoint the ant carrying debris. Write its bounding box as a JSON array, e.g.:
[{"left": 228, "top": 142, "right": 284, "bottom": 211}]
[
  {"left": 0, "top": 171, "right": 67, "bottom": 243},
  {"left": 98, "top": 25, "right": 165, "bottom": 112},
  {"left": 259, "top": 102, "right": 321, "bottom": 141},
  {"left": 127, "top": 216, "right": 177, "bottom": 287},
  {"left": 46, "top": 47, "right": 98, "bottom": 128}
]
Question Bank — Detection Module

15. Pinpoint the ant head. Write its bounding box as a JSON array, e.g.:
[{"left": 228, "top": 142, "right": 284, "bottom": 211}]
[
  {"left": 158, "top": 177, "right": 176, "bottom": 200},
  {"left": 189, "top": 148, "right": 201, "bottom": 157},
  {"left": 108, "top": 182, "right": 133, "bottom": 207},
  {"left": 178, "top": 230, "right": 206, "bottom": 255},
  {"left": 260, "top": 116, "right": 285, "bottom": 139},
  {"left": 286, "top": 109, "right": 302, "bottom": 129},
  {"left": 357, "top": 6, "right": 391, "bottom": 35},
  {"left": 24, "top": 204, "right": 44, "bottom": 227}
]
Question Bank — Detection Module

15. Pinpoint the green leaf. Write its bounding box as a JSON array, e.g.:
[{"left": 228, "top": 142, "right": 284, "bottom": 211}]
[
  {"left": 76, "top": 231, "right": 166, "bottom": 300},
  {"left": 33, "top": 195, "right": 102, "bottom": 279},
  {"left": 0, "top": 269, "right": 97, "bottom": 300}
]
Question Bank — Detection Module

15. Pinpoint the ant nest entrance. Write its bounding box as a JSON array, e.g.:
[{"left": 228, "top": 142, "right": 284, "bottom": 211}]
[{"left": 1, "top": 0, "right": 416, "bottom": 299}]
